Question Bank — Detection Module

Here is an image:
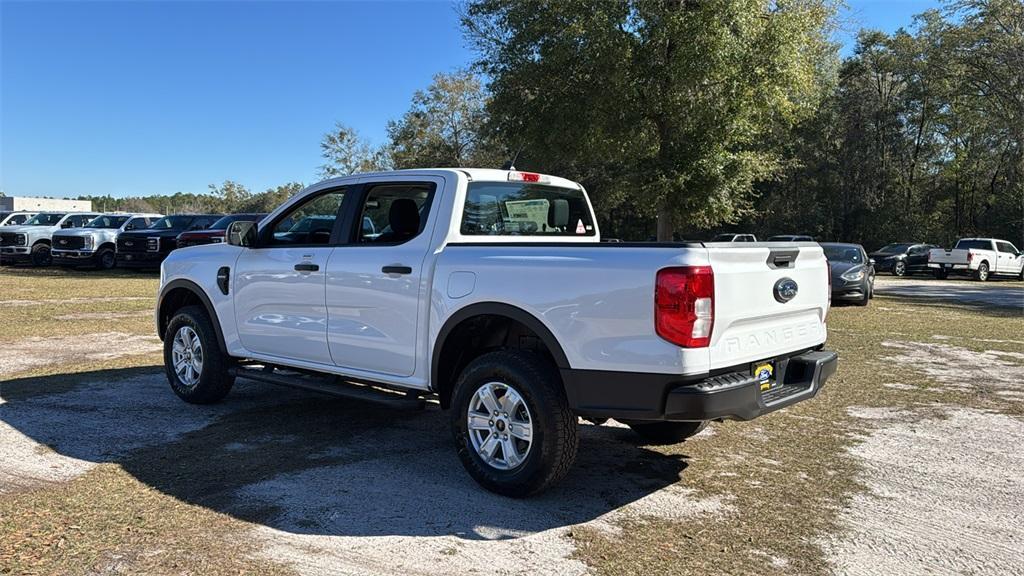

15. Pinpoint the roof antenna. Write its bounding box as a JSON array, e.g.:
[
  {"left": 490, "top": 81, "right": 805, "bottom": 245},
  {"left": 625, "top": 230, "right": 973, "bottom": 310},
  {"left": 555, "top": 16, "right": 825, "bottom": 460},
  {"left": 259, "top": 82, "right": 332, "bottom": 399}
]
[{"left": 501, "top": 145, "right": 524, "bottom": 171}]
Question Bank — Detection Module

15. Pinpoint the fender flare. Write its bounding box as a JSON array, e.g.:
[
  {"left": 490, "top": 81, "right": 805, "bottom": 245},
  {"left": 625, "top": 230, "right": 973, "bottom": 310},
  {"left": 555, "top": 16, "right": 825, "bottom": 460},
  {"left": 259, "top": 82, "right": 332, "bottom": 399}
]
[
  {"left": 157, "top": 279, "right": 228, "bottom": 354},
  {"left": 430, "top": 302, "right": 570, "bottom": 391}
]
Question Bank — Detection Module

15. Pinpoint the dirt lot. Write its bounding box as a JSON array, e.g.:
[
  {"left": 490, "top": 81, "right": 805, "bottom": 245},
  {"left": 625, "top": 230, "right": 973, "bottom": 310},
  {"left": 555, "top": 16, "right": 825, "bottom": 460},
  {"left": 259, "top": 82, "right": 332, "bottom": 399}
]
[{"left": 1, "top": 267, "right": 1023, "bottom": 575}]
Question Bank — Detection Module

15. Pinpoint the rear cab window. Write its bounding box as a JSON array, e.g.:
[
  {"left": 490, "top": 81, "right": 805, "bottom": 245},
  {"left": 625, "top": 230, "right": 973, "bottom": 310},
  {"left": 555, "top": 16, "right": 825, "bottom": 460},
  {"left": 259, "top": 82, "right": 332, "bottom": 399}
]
[
  {"left": 461, "top": 181, "right": 595, "bottom": 237},
  {"left": 955, "top": 239, "right": 993, "bottom": 251}
]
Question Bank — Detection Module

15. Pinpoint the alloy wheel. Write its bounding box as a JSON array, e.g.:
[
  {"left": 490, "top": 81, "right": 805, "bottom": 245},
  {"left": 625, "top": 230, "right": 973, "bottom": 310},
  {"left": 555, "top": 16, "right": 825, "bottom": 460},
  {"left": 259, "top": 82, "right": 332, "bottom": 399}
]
[
  {"left": 172, "top": 326, "right": 204, "bottom": 387},
  {"left": 466, "top": 381, "right": 534, "bottom": 471}
]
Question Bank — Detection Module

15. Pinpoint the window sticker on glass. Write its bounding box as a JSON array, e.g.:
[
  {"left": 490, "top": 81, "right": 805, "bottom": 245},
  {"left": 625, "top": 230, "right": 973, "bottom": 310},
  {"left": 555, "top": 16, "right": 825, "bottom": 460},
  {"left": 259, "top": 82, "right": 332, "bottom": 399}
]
[{"left": 505, "top": 199, "right": 550, "bottom": 230}]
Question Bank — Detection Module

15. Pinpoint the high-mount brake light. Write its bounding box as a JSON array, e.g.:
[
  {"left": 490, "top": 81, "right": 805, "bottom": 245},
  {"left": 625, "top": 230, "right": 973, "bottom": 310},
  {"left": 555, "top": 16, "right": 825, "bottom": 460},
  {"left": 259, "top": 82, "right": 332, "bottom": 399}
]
[
  {"left": 655, "top": 266, "right": 714, "bottom": 348},
  {"left": 507, "top": 171, "right": 547, "bottom": 183}
]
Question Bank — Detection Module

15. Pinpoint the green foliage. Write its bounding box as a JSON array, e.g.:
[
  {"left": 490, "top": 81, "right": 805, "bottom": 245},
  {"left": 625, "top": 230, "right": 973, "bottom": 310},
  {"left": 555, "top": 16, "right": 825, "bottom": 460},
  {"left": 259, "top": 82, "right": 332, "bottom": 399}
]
[
  {"left": 318, "top": 123, "right": 391, "bottom": 178},
  {"left": 387, "top": 71, "right": 503, "bottom": 169},
  {"left": 462, "top": 0, "right": 839, "bottom": 239},
  {"left": 752, "top": 0, "right": 1023, "bottom": 247}
]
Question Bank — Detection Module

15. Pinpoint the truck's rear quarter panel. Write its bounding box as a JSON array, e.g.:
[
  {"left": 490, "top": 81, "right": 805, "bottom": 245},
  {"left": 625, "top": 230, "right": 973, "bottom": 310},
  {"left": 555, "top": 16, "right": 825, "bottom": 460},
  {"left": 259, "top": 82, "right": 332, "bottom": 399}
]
[{"left": 432, "top": 244, "right": 713, "bottom": 376}]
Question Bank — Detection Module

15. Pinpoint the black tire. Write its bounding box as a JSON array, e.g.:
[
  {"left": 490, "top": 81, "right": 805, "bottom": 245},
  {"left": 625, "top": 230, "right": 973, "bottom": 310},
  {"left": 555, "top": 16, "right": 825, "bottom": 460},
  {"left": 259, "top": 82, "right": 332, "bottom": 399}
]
[
  {"left": 451, "top": 350, "right": 578, "bottom": 498},
  {"left": 974, "top": 261, "right": 989, "bottom": 282},
  {"left": 624, "top": 420, "right": 708, "bottom": 445},
  {"left": 96, "top": 247, "right": 116, "bottom": 270},
  {"left": 934, "top": 268, "right": 949, "bottom": 280},
  {"left": 893, "top": 260, "right": 906, "bottom": 277},
  {"left": 163, "top": 305, "right": 234, "bottom": 404},
  {"left": 30, "top": 243, "right": 51, "bottom": 266}
]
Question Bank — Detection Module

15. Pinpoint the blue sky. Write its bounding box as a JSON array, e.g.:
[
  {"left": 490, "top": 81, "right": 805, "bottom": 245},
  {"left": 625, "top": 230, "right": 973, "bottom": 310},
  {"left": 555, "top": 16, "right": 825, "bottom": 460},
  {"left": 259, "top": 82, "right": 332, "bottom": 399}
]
[{"left": 1, "top": 0, "right": 942, "bottom": 199}]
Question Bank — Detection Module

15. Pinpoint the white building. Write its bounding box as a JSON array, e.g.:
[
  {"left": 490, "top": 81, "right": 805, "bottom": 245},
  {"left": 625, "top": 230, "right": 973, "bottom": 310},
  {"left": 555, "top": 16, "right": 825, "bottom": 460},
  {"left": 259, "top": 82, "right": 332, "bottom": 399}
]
[{"left": 0, "top": 197, "right": 93, "bottom": 212}]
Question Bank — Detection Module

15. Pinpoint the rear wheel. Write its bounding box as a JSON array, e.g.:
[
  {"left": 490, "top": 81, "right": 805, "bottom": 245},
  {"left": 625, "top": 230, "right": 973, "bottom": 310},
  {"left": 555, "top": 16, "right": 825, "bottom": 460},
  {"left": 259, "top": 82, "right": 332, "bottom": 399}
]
[
  {"left": 30, "top": 243, "right": 51, "bottom": 266},
  {"left": 625, "top": 420, "right": 708, "bottom": 444},
  {"left": 974, "top": 262, "right": 990, "bottom": 282},
  {"left": 934, "top": 268, "right": 949, "bottom": 280},
  {"left": 451, "top": 350, "right": 578, "bottom": 497},
  {"left": 164, "top": 305, "right": 234, "bottom": 404}
]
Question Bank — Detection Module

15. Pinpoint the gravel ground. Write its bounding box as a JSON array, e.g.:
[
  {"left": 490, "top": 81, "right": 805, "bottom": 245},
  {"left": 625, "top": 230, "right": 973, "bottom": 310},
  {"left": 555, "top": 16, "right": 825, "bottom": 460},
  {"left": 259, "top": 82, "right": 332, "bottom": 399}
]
[{"left": 873, "top": 276, "right": 1024, "bottom": 310}]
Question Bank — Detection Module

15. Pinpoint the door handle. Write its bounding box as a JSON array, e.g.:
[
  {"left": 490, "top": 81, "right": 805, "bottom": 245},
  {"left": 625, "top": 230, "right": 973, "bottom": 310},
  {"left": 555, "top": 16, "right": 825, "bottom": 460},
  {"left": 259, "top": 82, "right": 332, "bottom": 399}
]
[
  {"left": 295, "top": 263, "right": 319, "bottom": 272},
  {"left": 382, "top": 265, "right": 412, "bottom": 275}
]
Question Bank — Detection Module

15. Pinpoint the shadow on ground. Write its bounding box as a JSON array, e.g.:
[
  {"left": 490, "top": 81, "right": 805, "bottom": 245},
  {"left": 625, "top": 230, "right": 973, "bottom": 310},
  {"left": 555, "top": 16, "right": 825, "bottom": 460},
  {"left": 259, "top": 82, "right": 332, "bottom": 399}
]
[
  {"left": 0, "top": 265, "right": 157, "bottom": 279},
  {"left": 872, "top": 281, "right": 1024, "bottom": 316},
  {"left": 0, "top": 368, "right": 688, "bottom": 540}
]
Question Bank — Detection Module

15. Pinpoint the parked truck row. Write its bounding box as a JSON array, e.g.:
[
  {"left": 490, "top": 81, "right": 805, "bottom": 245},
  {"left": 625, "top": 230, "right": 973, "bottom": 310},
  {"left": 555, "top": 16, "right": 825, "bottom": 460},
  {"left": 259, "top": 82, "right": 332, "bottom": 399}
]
[{"left": 0, "top": 211, "right": 266, "bottom": 268}]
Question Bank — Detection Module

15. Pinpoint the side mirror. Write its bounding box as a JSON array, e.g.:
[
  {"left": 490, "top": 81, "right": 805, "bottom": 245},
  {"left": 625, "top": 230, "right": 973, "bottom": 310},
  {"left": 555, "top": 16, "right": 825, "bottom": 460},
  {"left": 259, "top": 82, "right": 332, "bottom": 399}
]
[
  {"left": 61, "top": 221, "right": 73, "bottom": 228},
  {"left": 869, "top": 258, "right": 876, "bottom": 266},
  {"left": 227, "top": 221, "right": 257, "bottom": 247}
]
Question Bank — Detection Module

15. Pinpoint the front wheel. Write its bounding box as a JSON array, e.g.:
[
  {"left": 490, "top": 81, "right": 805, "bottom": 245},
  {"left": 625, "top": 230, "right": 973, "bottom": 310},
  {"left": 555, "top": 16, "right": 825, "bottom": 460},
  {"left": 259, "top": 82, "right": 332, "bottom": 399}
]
[
  {"left": 164, "top": 305, "right": 234, "bottom": 404},
  {"left": 96, "top": 247, "right": 116, "bottom": 270},
  {"left": 451, "top": 350, "right": 578, "bottom": 497},
  {"left": 974, "top": 262, "right": 990, "bottom": 282},
  {"left": 893, "top": 260, "right": 906, "bottom": 277},
  {"left": 624, "top": 421, "right": 708, "bottom": 444},
  {"left": 30, "top": 243, "right": 52, "bottom": 266}
]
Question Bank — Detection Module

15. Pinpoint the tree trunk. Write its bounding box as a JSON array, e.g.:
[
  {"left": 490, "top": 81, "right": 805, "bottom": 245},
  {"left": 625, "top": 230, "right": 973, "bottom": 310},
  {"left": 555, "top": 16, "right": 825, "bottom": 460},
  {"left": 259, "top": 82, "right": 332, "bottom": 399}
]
[{"left": 657, "top": 204, "right": 673, "bottom": 241}]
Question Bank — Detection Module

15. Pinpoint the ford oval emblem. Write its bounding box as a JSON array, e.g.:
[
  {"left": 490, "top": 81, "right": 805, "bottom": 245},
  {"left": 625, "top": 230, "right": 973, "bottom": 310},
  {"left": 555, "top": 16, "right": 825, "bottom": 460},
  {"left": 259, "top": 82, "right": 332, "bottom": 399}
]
[
  {"left": 774, "top": 277, "right": 798, "bottom": 303},
  {"left": 125, "top": 241, "right": 134, "bottom": 246}
]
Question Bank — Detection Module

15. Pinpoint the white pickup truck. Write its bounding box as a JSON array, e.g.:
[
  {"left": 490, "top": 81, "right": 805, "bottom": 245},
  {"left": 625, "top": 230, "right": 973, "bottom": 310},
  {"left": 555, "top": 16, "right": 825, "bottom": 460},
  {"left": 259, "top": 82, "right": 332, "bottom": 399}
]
[
  {"left": 156, "top": 169, "right": 837, "bottom": 496},
  {"left": 928, "top": 238, "right": 1024, "bottom": 281}
]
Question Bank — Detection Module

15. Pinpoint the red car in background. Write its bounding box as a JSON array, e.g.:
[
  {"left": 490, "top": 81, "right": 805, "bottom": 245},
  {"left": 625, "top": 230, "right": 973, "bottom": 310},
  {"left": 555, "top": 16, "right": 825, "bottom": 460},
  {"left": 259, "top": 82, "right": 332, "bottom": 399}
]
[{"left": 176, "top": 213, "right": 266, "bottom": 249}]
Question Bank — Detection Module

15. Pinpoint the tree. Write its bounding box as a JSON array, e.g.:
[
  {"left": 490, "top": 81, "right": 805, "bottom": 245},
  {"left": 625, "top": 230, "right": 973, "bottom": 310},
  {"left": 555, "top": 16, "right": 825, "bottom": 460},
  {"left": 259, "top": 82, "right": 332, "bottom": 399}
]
[
  {"left": 318, "top": 122, "right": 390, "bottom": 178},
  {"left": 463, "top": 0, "right": 839, "bottom": 240},
  {"left": 387, "top": 71, "right": 502, "bottom": 169},
  {"left": 238, "top": 182, "right": 304, "bottom": 213},
  {"left": 208, "top": 180, "right": 252, "bottom": 212}
]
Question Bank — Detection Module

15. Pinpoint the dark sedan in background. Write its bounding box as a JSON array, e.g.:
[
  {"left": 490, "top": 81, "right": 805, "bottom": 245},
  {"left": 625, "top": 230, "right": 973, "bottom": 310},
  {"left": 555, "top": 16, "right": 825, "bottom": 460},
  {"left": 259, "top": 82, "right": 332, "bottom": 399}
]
[
  {"left": 176, "top": 213, "right": 266, "bottom": 248},
  {"left": 869, "top": 242, "right": 939, "bottom": 276},
  {"left": 822, "top": 242, "right": 875, "bottom": 306}
]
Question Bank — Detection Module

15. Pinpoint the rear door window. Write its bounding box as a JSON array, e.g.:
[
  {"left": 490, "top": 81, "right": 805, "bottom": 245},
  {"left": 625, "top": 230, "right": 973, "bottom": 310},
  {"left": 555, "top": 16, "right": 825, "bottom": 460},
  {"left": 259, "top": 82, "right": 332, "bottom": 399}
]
[{"left": 357, "top": 182, "right": 436, "bottom": 244}]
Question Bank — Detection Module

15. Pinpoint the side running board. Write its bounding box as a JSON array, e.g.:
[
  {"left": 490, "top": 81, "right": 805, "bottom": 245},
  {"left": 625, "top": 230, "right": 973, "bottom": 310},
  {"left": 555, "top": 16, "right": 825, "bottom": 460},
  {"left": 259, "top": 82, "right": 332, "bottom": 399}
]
[{"left": 229, "top": 365, "right": 426, "bottom": 411}]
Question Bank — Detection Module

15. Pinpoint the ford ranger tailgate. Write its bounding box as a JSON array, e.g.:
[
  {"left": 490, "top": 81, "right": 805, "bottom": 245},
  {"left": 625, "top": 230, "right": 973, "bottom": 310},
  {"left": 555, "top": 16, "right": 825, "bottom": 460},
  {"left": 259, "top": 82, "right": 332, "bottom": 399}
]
[{"left": 705, "top": 243, "right": 829, "bottom": 369}]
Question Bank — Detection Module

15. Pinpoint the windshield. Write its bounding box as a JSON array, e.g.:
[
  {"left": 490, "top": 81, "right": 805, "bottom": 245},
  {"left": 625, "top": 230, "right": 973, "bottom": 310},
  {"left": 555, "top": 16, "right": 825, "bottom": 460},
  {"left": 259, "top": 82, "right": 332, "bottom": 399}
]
[
  {"left": 23, "top": 213, "right": 65, "bottom": 226},
  {"left": 823, "top": 245, "right": 864, "bottom": 263},
  {"left": 876, "top": 243, "right": 912, "bottom": 254},
  {"left": 149, "top": 216, "right": 197, "bottom": 229},
  {"left": 210, "top": 214, "right": 263, "bottom": 229},
  {"left": 954, "top": 239, "right": 991, "bottom": 251},
  {"left": 461, "top": 182, "right": 595, "bottom": 236},
  {"left": 85, "top": 215, "right": 131, "bottom": 229}
]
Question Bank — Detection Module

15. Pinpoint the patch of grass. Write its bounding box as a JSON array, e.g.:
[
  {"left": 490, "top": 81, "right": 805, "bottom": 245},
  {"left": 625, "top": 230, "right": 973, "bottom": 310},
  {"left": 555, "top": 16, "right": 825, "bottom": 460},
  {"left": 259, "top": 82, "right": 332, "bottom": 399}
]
[{"left": 0, "top": 465, "right": 294, "bottom": 576}]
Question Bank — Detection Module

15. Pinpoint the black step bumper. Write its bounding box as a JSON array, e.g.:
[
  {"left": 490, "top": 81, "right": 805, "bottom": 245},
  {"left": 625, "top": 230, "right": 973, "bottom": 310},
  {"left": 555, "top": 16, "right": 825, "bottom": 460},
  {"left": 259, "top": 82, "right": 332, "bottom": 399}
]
[{"left": 562, "top": 349, "right": 838, "bottom": 422}]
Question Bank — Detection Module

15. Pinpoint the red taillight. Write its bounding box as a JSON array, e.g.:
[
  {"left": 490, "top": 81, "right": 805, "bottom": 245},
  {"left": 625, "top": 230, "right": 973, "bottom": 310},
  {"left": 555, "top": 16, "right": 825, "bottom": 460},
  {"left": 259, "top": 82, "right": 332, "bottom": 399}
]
[
  {"left": 967, "top": 252, "right": 973, "bottom": 263},
  {"left": 655, "top": 266, "right": 714, "bottom": 348}
]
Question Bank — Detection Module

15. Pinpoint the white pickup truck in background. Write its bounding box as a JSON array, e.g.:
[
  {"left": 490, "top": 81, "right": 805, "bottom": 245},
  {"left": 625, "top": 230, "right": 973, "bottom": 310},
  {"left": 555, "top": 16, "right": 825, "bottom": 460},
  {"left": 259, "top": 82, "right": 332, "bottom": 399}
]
[
  {"left": 928, "top": 238, "right": 1024, "bottom": 281},
  {"left": 155, "top": 168, "right": 837, "bottom": 496}
]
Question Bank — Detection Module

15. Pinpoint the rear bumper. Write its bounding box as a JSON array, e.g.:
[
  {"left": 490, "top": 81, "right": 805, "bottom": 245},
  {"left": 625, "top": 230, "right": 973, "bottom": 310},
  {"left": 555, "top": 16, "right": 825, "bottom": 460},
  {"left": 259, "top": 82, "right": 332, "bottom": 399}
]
[{"left": 562, "top": 348, "right": 838, "bottom": 422}]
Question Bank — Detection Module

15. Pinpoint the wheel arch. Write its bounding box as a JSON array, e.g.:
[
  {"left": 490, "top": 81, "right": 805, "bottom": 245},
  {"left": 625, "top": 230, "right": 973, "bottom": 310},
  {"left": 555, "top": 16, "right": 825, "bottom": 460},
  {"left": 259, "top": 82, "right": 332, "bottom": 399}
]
[
  {"left": 157, "top": 279, "right": 228, "bottom": 354},
  {"left": 431, "top": 302, "right": 570, "bottom": 409}
]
